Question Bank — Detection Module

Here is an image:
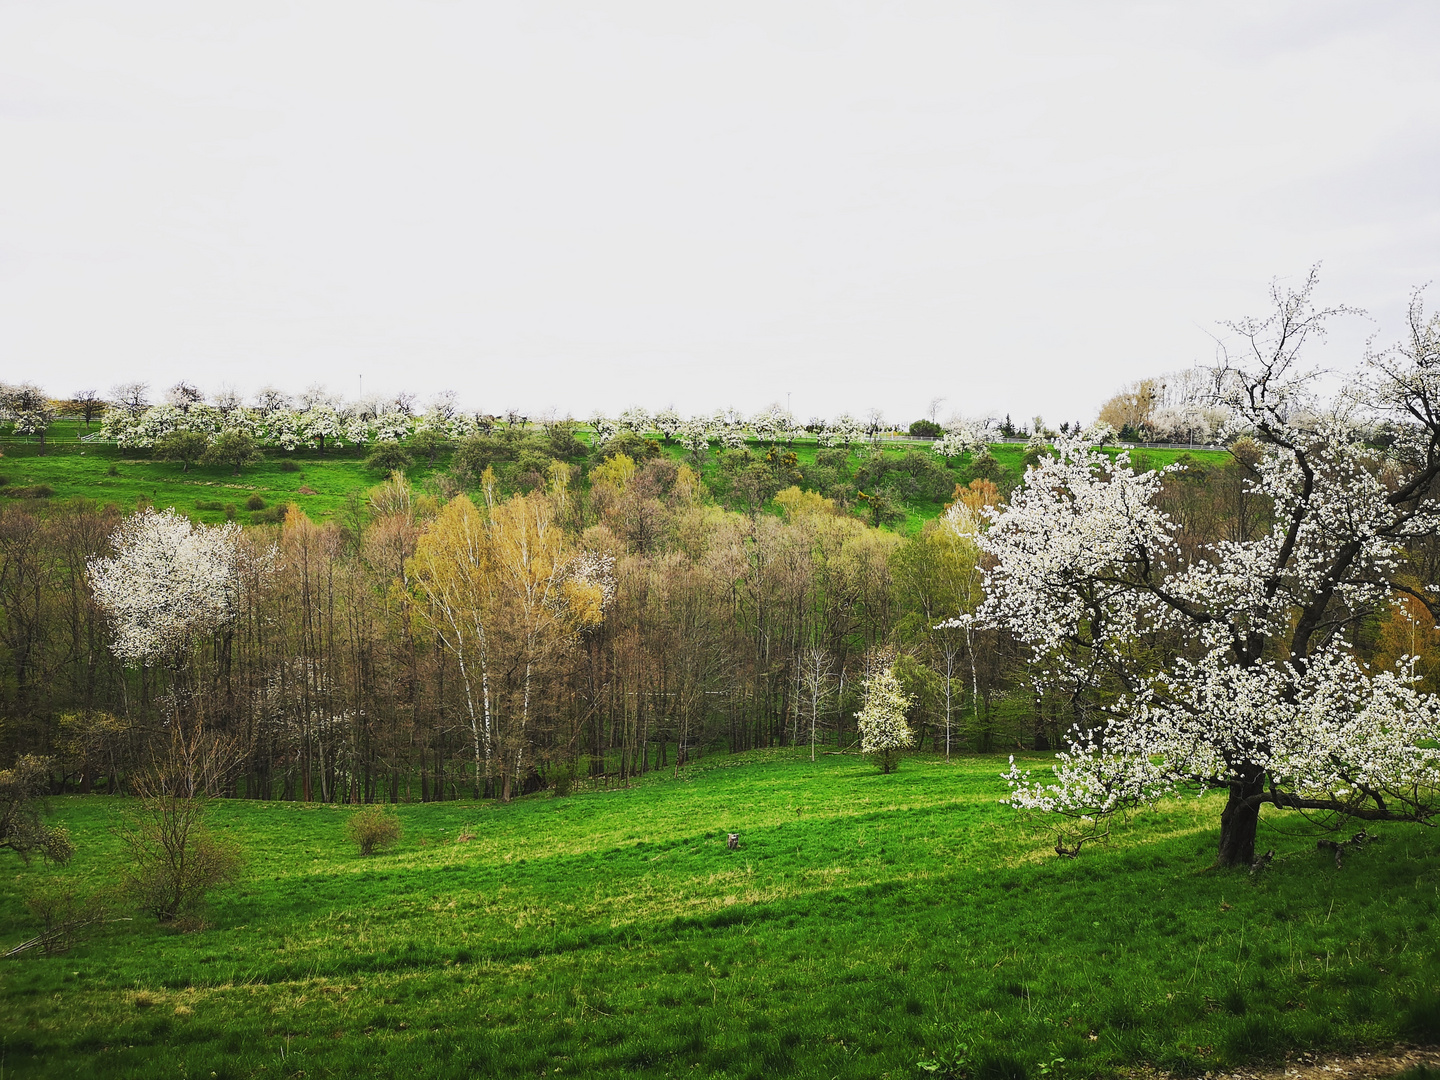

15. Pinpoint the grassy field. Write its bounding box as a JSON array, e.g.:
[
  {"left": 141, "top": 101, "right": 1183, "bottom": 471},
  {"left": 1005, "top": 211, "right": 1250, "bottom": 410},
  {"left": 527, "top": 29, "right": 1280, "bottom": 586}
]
[
  {"left": 2, "top": 751, "right": 1437, "bottom": 1079},
  {"left": 0, "top": 423, "right": 1228, "bottom": 532},
  {"left": 0, "top": 422, "right": 445, "bottom": 527}
]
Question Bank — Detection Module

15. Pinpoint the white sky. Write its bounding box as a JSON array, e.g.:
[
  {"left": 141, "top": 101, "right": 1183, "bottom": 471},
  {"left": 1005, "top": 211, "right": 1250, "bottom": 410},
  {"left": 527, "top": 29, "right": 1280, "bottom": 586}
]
[{"left": 3, "top": 1, "right": 1438, "bottom": 426}]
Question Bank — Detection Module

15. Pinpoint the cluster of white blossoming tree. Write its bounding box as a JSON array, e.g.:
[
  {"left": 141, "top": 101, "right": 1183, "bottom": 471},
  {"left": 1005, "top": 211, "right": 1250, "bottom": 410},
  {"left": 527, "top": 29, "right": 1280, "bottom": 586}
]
[
  {"left": 981, "top": 270, "right": 1440, "bottom": 866},
  {"left": 56, "top": 383, "right": 1005, "bottom": 462},
  {"left": 92, "top": 386, "right": 482, "bottom": 452}
]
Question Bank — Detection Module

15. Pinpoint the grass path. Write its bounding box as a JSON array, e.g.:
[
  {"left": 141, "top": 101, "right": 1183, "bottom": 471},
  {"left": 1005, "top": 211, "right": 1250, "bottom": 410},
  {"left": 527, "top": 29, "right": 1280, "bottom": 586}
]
[{"left": 2, "top": 751, "right": 1438, "bottom": 1078}]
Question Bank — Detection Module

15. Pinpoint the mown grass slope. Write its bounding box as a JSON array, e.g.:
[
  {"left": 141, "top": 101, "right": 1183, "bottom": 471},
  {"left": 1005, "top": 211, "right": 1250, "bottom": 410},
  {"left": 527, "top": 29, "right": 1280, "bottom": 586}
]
[{"left": 2, "top": 751, "right": 1437, "bottom": 1079}]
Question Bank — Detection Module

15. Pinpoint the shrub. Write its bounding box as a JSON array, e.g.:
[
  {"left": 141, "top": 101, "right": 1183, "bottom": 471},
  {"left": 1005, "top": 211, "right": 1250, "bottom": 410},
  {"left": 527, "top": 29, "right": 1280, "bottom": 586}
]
[
  {"left": 594, "top": 432, "right": 661, "bottom": 463},
  {"left": 411, "top": 428, "right": 449, "bottom": 464},
  {"left": 908, "top": 419, "right": 942, "bottom": 438},
  {"left": 20, "top": 876, "right": 109, "bottom": 956},
  {"left": 366, "top": 443, "right": 414, "bottom": 474},
  {"left": 546, "top": 425, "right": 588, "bottom": 460},
  {"left": 278, "top": 459, "right": 300, "bottom": 472},
  {"left": 244, "top": 494, "right": 266, "bottom": 510},
  {"left": 1, "top": 755, "right": 73, "bottom": 864},
  {"left": 251, "top": 505, "right": 287, "bottom": 525},
  {"left": 118, "top": 794, "right": 243, "bottom": 922},
  {"left": 346, "top": 805, "right": 402, "bottom": 856},
  {"left": 451, "top": 435, "right": 518, "bottom": 488},
  {"left": 201, "top": 429, "right": 263, "bottom": 476},
  {"left": 152, "top": 430, "right": 209, "bottom": 472},
  {"left": 552, "top": 765, "right": 575, "bottom": 797},
  {"left": 5, "top": 484, "right": 55, "bottom": 499}
]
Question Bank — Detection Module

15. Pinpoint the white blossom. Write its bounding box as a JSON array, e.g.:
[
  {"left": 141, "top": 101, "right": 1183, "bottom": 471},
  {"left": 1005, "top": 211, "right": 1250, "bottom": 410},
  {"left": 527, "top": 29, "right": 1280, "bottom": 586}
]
[
  {"left": 653, "top": 408, "right": 683, "bottom": 440},
  {"left": 617, "top": 406, "right": 651, "bottom": 435},
  {"left": 88, "top": 509, "right": 260, "bottom": 665},
  {"left": 932, "top": 428, "right": 982, "bottom": 461},
  {"left": 981, "top": 275, "right": 1440, "bottom": 859},
  {"left": 856, "top": 666, "right": 916, "bottom": 771}
]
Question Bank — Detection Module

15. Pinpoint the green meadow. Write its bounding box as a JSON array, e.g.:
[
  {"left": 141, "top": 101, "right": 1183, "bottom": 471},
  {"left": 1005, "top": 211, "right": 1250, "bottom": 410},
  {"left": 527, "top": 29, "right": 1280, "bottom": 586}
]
[
  {"left": 3, "top": 751, "right": 1438, "bottom": 1079},
  {"left": 0, "top": 422, "right": 1226, "bottom": 532}
]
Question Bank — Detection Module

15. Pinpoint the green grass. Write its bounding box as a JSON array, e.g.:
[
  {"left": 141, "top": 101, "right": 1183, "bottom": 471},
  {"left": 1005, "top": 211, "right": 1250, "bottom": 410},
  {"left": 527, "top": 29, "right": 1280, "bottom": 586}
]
[
  {"left": 2, "top": 424, "right": 1229, "bottom": 532},
  {"left": 3, "top": 751, "right": 1438, "bottom": 1078},
  {"left": 0, "top": 424, "right": 445, "bottom": 526}
]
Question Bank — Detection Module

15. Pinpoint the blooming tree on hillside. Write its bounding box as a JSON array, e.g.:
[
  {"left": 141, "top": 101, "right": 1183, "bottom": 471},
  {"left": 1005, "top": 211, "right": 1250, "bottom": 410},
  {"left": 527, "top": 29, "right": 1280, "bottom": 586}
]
[
  {"left": 932, "top": 427, "right": 982, "bottom": 463},
  {"left": 982, "top": 272, "right": 1440, "bottom": 865},
  {"left": 0, "top": 383, "right": 57, "bottom": 455},
  {"left": 856, "top": 665, "right": 915, "bottom": 774},
  {"left": 87, "top": 508, "right": 253, "bottom": 666}
]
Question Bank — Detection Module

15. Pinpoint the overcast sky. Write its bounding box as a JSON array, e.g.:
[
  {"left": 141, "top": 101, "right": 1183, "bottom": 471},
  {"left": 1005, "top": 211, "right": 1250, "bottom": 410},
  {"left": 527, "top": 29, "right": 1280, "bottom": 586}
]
[{"left": 4, "top": 1, "right": 1438, "bottom": 425}]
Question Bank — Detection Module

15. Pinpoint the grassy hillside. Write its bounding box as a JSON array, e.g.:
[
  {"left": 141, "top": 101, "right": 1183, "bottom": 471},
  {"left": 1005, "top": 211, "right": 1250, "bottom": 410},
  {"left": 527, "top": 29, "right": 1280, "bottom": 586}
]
[
  {"left": 2, "top": 751, "right": 1437, "bottom": 1078},
  {"left": 0, "top": 423, "right": 1228, "bottom": 532}
]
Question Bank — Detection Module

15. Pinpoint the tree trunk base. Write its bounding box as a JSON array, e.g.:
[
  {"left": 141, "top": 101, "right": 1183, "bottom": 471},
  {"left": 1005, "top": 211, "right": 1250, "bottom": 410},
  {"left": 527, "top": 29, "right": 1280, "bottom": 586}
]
[{"left": 1215, "top": 778, "right": 1264, "bottom": 867}]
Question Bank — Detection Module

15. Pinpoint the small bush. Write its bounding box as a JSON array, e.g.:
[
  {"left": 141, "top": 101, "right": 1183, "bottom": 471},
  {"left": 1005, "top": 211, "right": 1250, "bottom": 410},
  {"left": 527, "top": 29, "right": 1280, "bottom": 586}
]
[
  {"left": 1, "top": 754, "right": 73, "bottom": 864},
  {"left": 107, "top": 464, "right": 119, "bottom": 476},
  {"left": 251, "top": 505, "right": 287, "bottom": 525},
  {"left": 119, "top": 795, "right": 243, "bottom": 923},
  {"left": 366, "top": 443, "right": 414, "bottom": 474},
  {"left": 5, "top": 484, "right": 54, "bottom": 499},
  {"left": 244, "top": 494, "right": 266, "bottom": 510},
  {"left": 908, "top": 419, "right": 942, "bottom": 438},
  {"left": 347, "top": 805, "right": 402, "bottom": 856},
  {"left": 194, "top": 500, "right": 225, "bottom": 511},
  {"left": 278, "top": 459, "right": 300, "bottom": 472},
  {"left": 552, "top": 766, "right": 575, "bottom": 797},
  {"left": 595, "top": 432, "right": 661, "bottom": 463}
]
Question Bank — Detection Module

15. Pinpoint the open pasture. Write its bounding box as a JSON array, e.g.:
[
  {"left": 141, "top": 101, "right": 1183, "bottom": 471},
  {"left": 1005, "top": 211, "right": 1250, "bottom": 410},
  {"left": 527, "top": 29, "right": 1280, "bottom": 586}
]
[{"left": 3, "top": 751, "right": 1438, "bottom": 1079}]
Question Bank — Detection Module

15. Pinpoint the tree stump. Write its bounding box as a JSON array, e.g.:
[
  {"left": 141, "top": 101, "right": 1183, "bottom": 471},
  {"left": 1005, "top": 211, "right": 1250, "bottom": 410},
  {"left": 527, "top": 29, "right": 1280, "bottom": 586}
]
[{"left": 727, "top": 833, "right": 739, "bottom": 850}]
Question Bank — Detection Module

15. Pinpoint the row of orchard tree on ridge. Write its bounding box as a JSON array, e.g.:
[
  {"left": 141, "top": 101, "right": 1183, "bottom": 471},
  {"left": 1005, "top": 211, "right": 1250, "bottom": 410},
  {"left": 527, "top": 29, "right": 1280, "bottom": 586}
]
[{"left": 1, "top": 371, "right": 1236, "bottom": 465}]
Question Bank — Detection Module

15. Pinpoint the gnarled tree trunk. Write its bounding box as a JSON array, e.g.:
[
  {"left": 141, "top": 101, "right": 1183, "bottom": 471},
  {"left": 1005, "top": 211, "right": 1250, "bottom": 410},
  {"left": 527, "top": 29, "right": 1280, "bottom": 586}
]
[{"left": 1215, "top": 772, "right": 1265, "bottom": 867}]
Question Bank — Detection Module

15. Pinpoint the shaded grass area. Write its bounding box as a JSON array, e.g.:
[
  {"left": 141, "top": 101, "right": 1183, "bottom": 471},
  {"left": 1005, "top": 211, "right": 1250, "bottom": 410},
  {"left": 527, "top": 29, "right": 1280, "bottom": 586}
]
[{"left": 2, "top": 752, "right": 1438, "bottom": 1078}]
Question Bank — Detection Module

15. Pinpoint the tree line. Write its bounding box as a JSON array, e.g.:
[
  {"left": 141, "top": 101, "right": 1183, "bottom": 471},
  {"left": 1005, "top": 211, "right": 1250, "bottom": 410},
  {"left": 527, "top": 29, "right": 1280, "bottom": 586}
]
[{"left": 2, "top": 429, "right": 1435, "bottom": 811}]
